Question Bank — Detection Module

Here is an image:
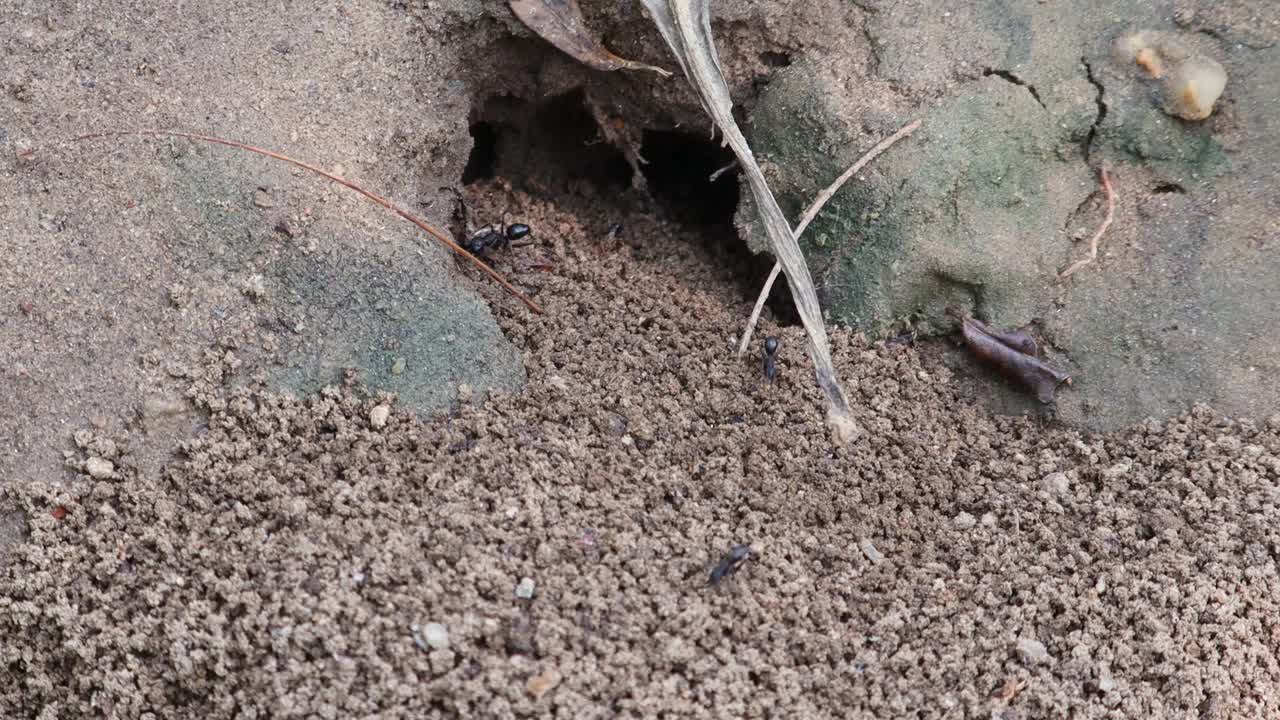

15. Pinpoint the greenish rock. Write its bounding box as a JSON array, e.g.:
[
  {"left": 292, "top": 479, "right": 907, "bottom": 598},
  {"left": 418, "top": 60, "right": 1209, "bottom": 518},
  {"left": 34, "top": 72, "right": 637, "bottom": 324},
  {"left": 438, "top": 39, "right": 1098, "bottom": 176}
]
[
  {"left": 166, "top": 147, "right": 525, "bottom": 412},
  {"left": 742, "top": 63, "right": 1092, "bottom": 336},
  {"left": 739, "top": 2, "right": 1280, "bottom": 430},
  {"left": 266, "top": 239, "right": 525, "bottom": 410},
  {"left": 1050, "top": 40, "right": 1280, "bottom": 430}
]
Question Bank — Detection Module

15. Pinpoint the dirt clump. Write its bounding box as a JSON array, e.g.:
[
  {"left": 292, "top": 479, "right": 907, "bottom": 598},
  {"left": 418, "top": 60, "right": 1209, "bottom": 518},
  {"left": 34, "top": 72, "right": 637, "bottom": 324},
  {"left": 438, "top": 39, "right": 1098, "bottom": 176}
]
[{"left": 1, "top": 184, "right": 1277, "bottom": 718}]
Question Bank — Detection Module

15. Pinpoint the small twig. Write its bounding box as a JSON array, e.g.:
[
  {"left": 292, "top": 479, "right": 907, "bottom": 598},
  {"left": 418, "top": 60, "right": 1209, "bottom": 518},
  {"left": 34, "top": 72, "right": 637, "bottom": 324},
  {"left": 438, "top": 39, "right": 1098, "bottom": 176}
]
[
  {"left": 1058, "top": 165, "right": 1116, "bottom": 280},
  {"left": 708, "top": 159, "right": 738, "bottom": 182},
  {"left": 73, "top": 129, "right": 545, "bottom": 314},
  {"left": 737, "top": 262, "right": 783, "bottom": 356},
  {"left": 737, "top": 118, "right": 922, "bottom": 357}
]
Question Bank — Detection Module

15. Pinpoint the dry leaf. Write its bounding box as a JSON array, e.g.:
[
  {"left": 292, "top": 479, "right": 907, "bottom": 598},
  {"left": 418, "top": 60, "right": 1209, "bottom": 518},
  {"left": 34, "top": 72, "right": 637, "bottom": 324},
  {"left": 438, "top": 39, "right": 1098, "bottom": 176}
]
[
  {"left": 990, "top": 326, "right": 1039, "bottom": 356},
  {"left": 959, "top": 315, "right": 1071, "bottom": 404},
  {"left": 511, "top": 0, "right": 672, "bottom": 77}
]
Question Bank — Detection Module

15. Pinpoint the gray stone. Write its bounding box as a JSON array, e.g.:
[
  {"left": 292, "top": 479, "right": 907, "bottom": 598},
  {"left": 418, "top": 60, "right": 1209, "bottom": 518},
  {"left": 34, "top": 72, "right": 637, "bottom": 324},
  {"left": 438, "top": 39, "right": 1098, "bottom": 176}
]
[{"left": 265, "top": 238, "right": 524, "bottom": 415}]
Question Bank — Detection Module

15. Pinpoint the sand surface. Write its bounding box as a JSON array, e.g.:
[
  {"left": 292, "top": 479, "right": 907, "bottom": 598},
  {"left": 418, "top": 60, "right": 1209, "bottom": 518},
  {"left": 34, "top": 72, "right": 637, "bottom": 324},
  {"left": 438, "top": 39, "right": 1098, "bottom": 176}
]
[{"left": 2, "top": 184, "right": 1278, "bottom": 718}]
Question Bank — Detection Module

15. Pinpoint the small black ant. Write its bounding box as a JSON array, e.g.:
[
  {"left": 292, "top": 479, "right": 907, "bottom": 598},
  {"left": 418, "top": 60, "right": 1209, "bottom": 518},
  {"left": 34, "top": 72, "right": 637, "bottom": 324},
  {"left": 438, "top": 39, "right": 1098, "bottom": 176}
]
[
  {"left": 763, "top": 336, "right": 780, "bottom": 382},
  {"left": 709, "top": 544, "right": 752, "bottom": 586},
  {"left": 463, "top": 222, "right": 532, "bottom": 259}
]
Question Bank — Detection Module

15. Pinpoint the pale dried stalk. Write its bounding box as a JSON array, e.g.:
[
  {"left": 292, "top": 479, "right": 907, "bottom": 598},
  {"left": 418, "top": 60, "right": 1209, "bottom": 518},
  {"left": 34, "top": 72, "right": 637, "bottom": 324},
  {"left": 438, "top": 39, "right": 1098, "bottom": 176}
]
[
  {"left": 641, "top": 0, "right": 858, "bottom": 442},
  {"left": 737, "top": 118, "right": 922, "bottom": 357},
  {"left": 1059, "top": 165, "right": 1116, "bottom": 279}
]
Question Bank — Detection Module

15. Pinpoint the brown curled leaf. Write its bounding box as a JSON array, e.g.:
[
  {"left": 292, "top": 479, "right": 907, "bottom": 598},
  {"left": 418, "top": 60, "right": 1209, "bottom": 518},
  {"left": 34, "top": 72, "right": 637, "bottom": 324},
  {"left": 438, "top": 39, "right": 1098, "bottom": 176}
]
[
  {"left": 991, "top": 326, "right": 1039, "bottom": 356},
  {"left": 959, "top": 315, "right": 1071, "bottom": 404},
  {"left": 510, "top": 0, "right": 672, "bottom": 77}
]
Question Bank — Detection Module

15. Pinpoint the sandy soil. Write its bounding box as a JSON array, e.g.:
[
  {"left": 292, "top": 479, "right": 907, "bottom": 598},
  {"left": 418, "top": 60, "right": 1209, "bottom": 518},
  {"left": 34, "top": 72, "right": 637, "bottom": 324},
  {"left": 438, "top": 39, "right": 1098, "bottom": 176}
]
[
  {"left": 4, "top": 1, "right": 1280, "bottom": 717},
  {"left": 2, "top": 182, "right": 1278, "bottom": 718}
]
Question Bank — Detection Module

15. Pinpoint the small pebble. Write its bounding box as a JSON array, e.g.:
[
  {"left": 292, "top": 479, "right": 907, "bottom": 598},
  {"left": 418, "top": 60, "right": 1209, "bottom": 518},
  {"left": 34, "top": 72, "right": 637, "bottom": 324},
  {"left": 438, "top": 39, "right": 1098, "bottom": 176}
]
[
  {"left": 241, "top": 274, "right": 267, "bottom": 301},
  {"left": 858, "top": 538, "right": 886, "bottom": 565},
  {"left": 954, "top": 511, "right": 977, "bottom": 530},
  {"left": 1016, "top": 637, "right": 1052, "bottom": 665},
  {"left": 526, "top": 668, "right": 562, "bottom": 699},
  {"left": 85, "top": 457, "right": 114, "bottom": 480},
  {"left": 515, "top": 577, "right": 536, "bottom": 599},
  {"left": 1041, "top": 472, "right": 1070, "bottom": 494},
  {"left": 390, "top": 357, "right": 406, "bottom": 375},
  {"left": 253, "top": 188, "right": 275, "bottom": 208},
  {"left": 423, "top": 622, "right": 450, "bottom": 650},
  {"left": 1102, "top": 461, "right": 1132, "bottom": 479},
  {"left": 603, "top": 412, "right": 628, "bottom": 437},
  {"left": 1098, "top": 663, "right": 1118, "bottom": 692},
  {"left": 369, "top": 404, "right": 391, "bottom": 429},
  {"left": 1162, "top": 56, "right": 1227, "bottom": 121}
]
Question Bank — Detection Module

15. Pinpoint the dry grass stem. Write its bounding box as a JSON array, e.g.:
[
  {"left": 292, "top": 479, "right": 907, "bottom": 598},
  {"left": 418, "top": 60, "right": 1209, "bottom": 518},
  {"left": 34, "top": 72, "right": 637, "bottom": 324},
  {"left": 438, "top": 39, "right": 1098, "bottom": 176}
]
[{"left": 642, "top": 0, "right": 860, "bottom": 442}]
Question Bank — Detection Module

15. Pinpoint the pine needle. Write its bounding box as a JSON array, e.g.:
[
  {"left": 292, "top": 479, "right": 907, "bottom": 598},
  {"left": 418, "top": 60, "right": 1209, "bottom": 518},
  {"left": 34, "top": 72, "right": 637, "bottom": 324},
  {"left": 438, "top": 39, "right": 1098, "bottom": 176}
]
[{"left": 73, "top": 129, "right": 544, "bottom": 314}]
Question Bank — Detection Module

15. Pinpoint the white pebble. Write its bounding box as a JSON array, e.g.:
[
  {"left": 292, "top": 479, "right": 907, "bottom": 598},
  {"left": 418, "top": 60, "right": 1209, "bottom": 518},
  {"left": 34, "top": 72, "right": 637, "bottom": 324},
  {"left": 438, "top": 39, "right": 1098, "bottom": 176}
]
[
  {"left": 85, "top": 457, "right": 114, "bottom": 479},
  {"left": 369, "top": 404, "right": 390, "bottom": 429},
  {"left": 1041, "top": 472, "right": 1070, "bottom": 494},
  {"left": 858, "top": 538, "right": 886, "bottom": 565},
  {"left": 1162, "top": 56, "right": 1227, "bottom": 120},
  {"left": 423, "top": 622, "right": 450, "bottom": 650},
  {"left": 954, "top": 511, "right": 977, "bottom": 529},
  {"left": 515, "top": 577, "right": 536, "bottom": 599},
  {"left": 1016, "top": 637, "right": 1052, "bottom": 665},
  {"left": 241, "top": 273, "right": 267, "bottom": 300},
  {"left": 1098, "top": 663, "right": 1117, "bottom": 692}
]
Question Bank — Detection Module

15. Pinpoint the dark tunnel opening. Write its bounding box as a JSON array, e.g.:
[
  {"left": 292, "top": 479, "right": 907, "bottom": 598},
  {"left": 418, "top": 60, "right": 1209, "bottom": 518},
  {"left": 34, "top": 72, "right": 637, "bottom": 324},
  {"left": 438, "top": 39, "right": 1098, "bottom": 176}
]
[{"left": 460, "top": 89, "right": 799, "bottom": 325}]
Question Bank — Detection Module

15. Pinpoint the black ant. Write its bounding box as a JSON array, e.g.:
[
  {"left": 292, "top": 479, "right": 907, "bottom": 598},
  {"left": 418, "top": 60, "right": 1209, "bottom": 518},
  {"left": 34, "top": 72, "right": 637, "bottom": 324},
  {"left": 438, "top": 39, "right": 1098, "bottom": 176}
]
[
  {"left": 708, "top": 544, "right": 752, "bottom": 586},
  {"left": 463, "top": 222, "right": 532, "bottom": 259},
  {"left": 762, "top": 336, "right": 780, "bottom": 382}
]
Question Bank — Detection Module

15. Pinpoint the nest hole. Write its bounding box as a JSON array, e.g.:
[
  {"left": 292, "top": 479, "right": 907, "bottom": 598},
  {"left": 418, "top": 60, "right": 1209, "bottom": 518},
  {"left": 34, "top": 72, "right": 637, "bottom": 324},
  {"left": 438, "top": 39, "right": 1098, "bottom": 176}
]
[
  {"left": 637, "top": 128, "right": 798, "bottom": 324},
  {"left": 463, "top": 88, "right": 631, "bottom": 195},
  {"left": 462, "top": 88, "right": 797, "bottom": 325}
]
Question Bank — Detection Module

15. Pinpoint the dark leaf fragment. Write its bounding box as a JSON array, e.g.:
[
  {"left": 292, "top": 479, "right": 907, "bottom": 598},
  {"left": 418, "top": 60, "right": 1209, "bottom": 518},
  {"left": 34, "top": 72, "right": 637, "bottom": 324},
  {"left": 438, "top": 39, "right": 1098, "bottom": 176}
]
[
  {"left": 959, "top": 315, "right": 1071, "bottom": 404},
  {"left": 510, "top": 0, "right": 672, "bottom": 77},
  {"left": 991, "top": 326, "right": 1039, "bottom": 356}
]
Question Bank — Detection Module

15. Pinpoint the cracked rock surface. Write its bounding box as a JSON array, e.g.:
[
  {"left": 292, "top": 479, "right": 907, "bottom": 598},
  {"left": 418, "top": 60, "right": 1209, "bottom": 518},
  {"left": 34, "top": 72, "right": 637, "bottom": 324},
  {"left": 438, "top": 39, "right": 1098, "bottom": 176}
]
[{"left": 741, "top": 0, "right": 1279, "bottom": 430}]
